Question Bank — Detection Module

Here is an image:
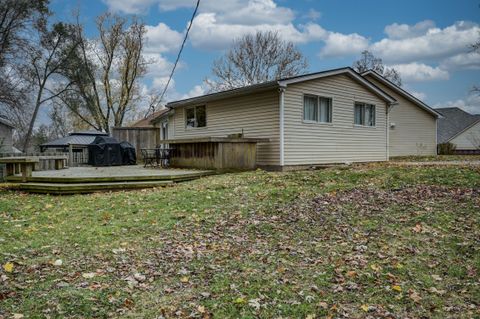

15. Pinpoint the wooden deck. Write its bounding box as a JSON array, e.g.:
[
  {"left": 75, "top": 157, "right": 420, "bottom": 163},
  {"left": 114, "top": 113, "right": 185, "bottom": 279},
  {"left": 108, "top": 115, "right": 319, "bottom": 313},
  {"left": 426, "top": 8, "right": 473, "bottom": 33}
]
[{"left": 5, "top": 165, "right": 214, "bottom": 194}]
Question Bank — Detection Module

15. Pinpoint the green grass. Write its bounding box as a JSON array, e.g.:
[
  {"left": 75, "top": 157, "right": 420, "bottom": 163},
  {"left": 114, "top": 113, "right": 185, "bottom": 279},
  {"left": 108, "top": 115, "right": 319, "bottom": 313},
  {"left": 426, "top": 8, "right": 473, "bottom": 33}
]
[{"left": 0, "top": 164, "right": 479, "bottom": 318}]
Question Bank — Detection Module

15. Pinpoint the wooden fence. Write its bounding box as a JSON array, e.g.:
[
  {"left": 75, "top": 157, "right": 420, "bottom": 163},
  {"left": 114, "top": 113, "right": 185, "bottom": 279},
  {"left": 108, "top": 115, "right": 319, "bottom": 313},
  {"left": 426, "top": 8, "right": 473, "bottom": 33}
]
[{"left": 112, "top": 127, "right": 159, "bottom": 160}]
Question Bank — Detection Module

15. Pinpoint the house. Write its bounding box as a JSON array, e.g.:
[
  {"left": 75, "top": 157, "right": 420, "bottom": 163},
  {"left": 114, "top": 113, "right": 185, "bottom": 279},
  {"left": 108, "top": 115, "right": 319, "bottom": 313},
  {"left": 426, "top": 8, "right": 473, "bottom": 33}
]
[
  {"left": 0, "top": 117, "right": 16, "bottom": 153},
  {"left": 436, "top": 107, "right": 480, "bottom": 153},
  {"left": 149, "top": 67, "right": 441, "bottom": 171},
  {"left": 360, "top": 70, "right": 442, "bottom": 156},
  {"left": 131, "top": 109, "right": 169, "bottom": 129}
]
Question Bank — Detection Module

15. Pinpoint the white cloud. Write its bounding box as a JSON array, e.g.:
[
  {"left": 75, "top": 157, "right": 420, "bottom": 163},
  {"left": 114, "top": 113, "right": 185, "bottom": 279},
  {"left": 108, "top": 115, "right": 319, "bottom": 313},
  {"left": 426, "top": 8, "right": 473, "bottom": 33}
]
[
  {"left": 181, "top": 84, "right": 207, "bottom": 99},
  {"left": 409, "top": 90, "right": 427, "bottom": 101},
  {"left": 384, "top": 20, "right": 436, "bottom": 39},
  {"left": 102, "top": 0, "right": 155, "bottom": 14},
  {"left": 320, "top": 32, "right": 369, "bottom": 57},
  {"left": 435, "top": 93, "right": 480, "bottom": 115},
  {"left": 371, "top": 21, "right": 480, "bottom": 63},
  {"left": 145, "top": 23, "right": 183, "bottom": 53},
  {"left": 304, "top": 8, "right": 321, "bottom": 21},
  {"left": 390, "top": 63, "right": 449, "bottom": 82},
  {"left": 189, "top": 12, "right": 317, "bottom": 50},
  {"left": 144, "top": 53, "right": 174, "bottom": 77},
  {"left": 440, "top": 52, "right": 480, "bottom": 71}
]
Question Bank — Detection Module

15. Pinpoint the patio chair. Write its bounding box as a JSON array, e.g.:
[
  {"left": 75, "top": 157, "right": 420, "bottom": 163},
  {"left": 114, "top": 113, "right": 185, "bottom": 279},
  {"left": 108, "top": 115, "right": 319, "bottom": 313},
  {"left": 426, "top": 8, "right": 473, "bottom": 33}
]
[
  {"left": 141, "top": 149, "right": 158, "bottom": 167},
  {"left": 158, "top": 148, "right": 171, "bottom": 168}
]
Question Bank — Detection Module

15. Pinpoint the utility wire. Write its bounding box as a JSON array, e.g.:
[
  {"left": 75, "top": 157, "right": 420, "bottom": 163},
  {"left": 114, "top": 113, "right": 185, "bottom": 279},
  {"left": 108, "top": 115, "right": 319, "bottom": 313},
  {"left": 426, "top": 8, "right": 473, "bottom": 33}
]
[{"left": 148, "top": 0, "right": 200, "bottom": 116}]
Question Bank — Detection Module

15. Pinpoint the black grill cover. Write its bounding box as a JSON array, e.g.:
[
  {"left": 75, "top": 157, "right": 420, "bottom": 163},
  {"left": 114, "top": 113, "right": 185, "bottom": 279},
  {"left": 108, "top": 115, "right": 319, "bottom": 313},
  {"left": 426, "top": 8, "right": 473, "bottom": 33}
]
[
  {"left": 88, "top": 136, "right": 123, "bottom": 166},
  {"left": 120, "top": 141, "right": 136, "bottom": 165}
]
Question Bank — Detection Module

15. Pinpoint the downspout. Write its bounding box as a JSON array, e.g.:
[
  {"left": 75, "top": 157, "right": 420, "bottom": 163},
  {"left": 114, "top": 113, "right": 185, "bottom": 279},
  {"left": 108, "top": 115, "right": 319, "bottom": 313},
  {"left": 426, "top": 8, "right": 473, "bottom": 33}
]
[
  {"left": 386, "top": 102, "right": 398, "bottom": 160},
  {"left": 279, "top": 86, "right": 286, "bottom": 167},
  {"left": 435, "top": 117, "right": 438, "bottom": 155}
]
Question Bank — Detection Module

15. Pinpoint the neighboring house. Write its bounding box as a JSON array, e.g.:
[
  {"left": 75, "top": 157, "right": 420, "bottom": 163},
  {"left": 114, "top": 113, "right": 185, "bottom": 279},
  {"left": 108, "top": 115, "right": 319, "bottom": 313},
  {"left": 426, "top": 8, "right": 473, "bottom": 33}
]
[
  {"left": 436, "top": 107, "right": 480, "bottom": 153},
  {"left": 148, "top": 67, "right": 441, "bottom": 170},
  {"left": 0, "top": 117, "right": 15, "bottom": 153},
  {"left": 361, "top": 70, "right": 442, "bottom": 156},
  {"left": 138, "top": 109, "right": 170, "bottom": 141}
]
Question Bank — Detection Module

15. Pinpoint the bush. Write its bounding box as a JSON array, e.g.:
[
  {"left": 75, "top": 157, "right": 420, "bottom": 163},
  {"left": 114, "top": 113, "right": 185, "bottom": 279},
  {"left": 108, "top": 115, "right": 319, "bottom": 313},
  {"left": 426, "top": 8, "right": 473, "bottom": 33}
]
[{"left": 437, "top": 143, "right": 457, "bottom": 155}]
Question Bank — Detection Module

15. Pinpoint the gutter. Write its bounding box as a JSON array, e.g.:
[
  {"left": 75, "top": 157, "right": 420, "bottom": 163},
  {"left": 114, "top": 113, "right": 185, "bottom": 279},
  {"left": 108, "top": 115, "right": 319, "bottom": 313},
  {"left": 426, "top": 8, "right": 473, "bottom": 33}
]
[{"left": 279, "top": 85, "right": 286, "bottom": 167}]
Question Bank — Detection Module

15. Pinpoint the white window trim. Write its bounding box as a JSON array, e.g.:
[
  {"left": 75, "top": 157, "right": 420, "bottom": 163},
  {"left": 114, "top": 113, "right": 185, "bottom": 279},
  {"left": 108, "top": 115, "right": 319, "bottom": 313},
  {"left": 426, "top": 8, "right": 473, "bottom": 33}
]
[
  {"left": 302, "top": 94, "right": 334, "bottom": 124},
  {"left": 353, "top": 102, "right": 376, "bottom": 128},
  {"left": 185, "top": 105, "right": 207, "bottom": 129}
]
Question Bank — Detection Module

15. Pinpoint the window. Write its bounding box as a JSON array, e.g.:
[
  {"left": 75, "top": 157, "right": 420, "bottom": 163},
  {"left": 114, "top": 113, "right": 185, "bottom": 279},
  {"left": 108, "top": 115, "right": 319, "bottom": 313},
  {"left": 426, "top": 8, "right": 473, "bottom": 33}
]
[
  {"left": 303, "top": 95, "right": 332, "bottom": 123},
  {"left": 354, "top": 102, "right": 376, "bottom": 126},
  {"left": 185, "top": 105, "right": 206, "bottom": 128}
]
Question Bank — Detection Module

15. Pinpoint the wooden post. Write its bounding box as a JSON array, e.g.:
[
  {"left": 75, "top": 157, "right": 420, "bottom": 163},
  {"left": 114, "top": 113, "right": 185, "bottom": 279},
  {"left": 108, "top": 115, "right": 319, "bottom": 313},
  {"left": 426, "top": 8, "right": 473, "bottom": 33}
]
[
  {"left": 21, "top": 163, "right": 32, "bottom": 182},
  {"left": 68, "top": 144, "right": 73, "bottom": 167}
]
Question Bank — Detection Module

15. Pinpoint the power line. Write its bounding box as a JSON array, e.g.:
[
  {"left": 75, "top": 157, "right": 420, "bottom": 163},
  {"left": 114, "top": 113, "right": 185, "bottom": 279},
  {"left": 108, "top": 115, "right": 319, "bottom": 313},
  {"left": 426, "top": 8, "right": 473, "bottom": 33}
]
[{"left": 149, "top": 0, "right": 200, "bottom": 115}]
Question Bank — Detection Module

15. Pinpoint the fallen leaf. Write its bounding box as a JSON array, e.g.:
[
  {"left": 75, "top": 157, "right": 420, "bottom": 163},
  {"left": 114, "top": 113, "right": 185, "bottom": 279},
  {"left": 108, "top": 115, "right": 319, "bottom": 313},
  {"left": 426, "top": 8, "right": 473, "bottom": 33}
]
[
  {"left": 180, "top": 276, "right": 189, "bottom": 283},
  {"left": 370, "top": 264, "right": 381, "bottom": 272},
  {"left": 12, "top": 314, "right": 24, "bottom": 319},
  {"left": 392, "top": 285, "right": 402, "bottom": 292},
  {"left": 53, "top": 259, "right": 63, "bottom": 266},
  {"left": 306, "top": 315, "right": 316, "bottom": 319},
  {"left": 412, "top": 223, "right": 423, "bottom": 233},
  {"left": 429, "top": 287, "right": 446, "bottom": 295},
  {"left": 346, "top": 270, "right": 356, "bottom": 278},
  {"left": 82, "top": 272, "right": 96, "bottom": 279},
  {"left": 360, "top": 304, "right": 370, "bottom": 312},
  {"left": 198, "top": 305, "right": 206, "bottom": 313},
  {"left": 318, "top": 301, "right": 328, "bottom": 309},
  {"left": 3, "top": 262, "right": 13, "bottom": 273},
  {"left": 431, "top": 274, "right": 442, "bottom": 281},
  {"left": 234, "top": 297, "right": 246, "bottom": 304},
  {"left": 408, "top": 289, "right": 422, "bottom": 303}
]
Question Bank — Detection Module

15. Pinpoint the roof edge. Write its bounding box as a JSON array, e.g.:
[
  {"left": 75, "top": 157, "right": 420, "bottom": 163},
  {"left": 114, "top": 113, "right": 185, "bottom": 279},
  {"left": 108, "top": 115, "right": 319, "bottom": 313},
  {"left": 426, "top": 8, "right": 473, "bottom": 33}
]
[
  {"left": 166, "top": 67, "right": 397, "bottom": 109},
  {"left": 361, "top": 70, "right": 442, "bottom": 118}
]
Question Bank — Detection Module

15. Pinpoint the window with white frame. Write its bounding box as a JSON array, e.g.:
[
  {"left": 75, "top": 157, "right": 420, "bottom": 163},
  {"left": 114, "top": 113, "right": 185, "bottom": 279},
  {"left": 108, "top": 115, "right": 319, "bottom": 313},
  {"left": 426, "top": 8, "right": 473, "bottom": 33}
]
[
  {"left": 354, "top": 102, "right": 376, "bottom": 126},
  {"left": 303, "top": 95, "right": 332, "bottom": 123},
  {"left": 185, "top": 105, "right": 206, "bottom": 128}
]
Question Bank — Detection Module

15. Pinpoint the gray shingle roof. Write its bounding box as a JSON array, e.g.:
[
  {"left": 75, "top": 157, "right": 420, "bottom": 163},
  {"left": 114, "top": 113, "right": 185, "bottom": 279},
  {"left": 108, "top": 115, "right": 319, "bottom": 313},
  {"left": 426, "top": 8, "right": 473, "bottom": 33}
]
[
  {"left": 436, "top": 107, "right": 480, "bottom": 143},
  {"left": 41, "top": 131, "right": 108, "bottom": 147}
]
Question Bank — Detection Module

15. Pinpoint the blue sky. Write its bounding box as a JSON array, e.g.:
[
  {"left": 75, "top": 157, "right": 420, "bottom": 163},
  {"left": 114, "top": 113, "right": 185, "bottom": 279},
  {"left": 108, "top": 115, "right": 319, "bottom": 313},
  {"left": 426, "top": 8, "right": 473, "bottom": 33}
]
[{"left": 50, "top": 0, "right": 480, "bottom": 114}]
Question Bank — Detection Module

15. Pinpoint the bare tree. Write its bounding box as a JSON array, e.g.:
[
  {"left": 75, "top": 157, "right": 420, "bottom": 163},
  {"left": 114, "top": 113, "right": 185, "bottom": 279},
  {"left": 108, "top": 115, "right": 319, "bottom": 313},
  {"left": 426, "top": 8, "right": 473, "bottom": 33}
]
[
  {"left": 207, "top": 31, "right": 308, "bottom": 91},
  {"left": 472, "top": 34, "right": 480, "bottom": 93},
  {"left": 353, "top": 50, "right": 402, "bottom": 86},
  {"left": 59, "top": 12, "right": 148, "bottom": 133},
  {"left": 22, "top": 22, "right": 79, "bottom": 151},
  {"left": 0, "top": 0, "right": 49, "bottom": 131}
]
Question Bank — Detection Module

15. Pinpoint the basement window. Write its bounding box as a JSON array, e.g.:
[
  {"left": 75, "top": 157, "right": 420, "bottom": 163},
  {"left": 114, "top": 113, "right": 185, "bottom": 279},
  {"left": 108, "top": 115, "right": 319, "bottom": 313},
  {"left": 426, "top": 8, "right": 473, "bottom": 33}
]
[{"left": 185, "top": 105, "right": 206, "bottom": 128}]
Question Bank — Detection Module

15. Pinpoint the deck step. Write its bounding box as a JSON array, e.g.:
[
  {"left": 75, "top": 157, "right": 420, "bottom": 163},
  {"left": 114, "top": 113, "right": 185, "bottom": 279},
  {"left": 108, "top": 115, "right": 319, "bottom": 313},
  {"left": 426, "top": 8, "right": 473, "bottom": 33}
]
[
  {"left": 6, "top": 172, "right": 214, "bottom": 184},
  {"left": 16, "top": 180, "right": 174, "bottom": 194}
]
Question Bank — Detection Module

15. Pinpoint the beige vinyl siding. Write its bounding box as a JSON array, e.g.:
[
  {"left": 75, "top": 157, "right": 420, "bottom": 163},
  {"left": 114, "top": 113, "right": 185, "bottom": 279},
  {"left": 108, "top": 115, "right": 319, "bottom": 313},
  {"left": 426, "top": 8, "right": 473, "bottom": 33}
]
[
  {"left": 450, "top": 121, "right": 480, "bottom": 150},
  {"left": 171, "top": 90, "right": 280, "bottom": 165},
  {"left": 365, "top": 75, "right": 437, "bottom": 156},
  {"left": 283, "top": 74, "right": 388, "bottom": 165}
]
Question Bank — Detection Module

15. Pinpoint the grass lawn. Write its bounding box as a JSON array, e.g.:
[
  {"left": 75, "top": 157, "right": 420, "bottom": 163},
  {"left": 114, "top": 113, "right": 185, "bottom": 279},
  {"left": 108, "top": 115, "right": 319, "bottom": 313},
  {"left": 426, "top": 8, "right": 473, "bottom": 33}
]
[
  {"left": 0, "top": 163, "right": 479, "bottom": 318},
  {"left": 391, "top": 155, "right": 480, "bottom": 162}
]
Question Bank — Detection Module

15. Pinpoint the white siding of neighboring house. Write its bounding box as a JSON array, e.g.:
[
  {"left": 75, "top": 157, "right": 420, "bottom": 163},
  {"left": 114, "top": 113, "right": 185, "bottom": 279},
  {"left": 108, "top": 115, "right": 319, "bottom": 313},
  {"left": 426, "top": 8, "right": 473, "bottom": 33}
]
[
  {"left": 450, "top": 121, "right": 480, "bottom": 150},
  {"left": 364, "top": 75, "right": 437, "bottom": 156},
  {"left": 170, "top": 90, "right": 280, "bottom": 166},
  {"left": 283, "top": 74, "right": 388, "bottom": 165}
]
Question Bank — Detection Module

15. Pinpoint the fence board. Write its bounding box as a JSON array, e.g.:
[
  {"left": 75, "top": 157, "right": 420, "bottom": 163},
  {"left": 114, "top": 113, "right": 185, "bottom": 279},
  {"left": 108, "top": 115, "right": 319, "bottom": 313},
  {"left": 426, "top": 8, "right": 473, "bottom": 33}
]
[{"left": 112, "top": 127, "right": 160, "bottom": 160}]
